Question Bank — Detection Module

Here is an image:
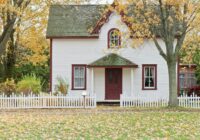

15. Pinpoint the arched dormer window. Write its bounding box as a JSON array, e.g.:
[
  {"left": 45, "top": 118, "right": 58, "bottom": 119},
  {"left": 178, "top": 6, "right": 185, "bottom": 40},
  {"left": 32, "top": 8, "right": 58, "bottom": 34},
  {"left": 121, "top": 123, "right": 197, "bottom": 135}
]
[{"left": 108, "top": 28, "right": 121, "bottom": 48}]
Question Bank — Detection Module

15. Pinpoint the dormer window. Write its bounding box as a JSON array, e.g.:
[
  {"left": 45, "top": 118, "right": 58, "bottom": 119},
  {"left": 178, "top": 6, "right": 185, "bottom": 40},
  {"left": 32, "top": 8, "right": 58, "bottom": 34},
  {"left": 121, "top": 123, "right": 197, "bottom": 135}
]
[{"left": 108, "top": 28, "right": 121, "bottom": 48}]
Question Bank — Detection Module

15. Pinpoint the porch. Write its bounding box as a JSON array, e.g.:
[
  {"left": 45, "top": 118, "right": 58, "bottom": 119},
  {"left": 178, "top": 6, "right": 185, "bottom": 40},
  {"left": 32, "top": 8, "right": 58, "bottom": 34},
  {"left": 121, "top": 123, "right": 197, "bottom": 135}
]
[{"left": 87, "top": 53, "right": 138, "bottom": 102}]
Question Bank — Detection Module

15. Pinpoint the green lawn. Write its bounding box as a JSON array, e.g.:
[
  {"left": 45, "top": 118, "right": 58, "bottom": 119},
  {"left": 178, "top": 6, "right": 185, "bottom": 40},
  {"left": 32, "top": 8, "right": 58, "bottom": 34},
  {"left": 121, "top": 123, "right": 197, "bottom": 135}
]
[{"left": 0, "top": 108, "right": 200, "bottom": 139}]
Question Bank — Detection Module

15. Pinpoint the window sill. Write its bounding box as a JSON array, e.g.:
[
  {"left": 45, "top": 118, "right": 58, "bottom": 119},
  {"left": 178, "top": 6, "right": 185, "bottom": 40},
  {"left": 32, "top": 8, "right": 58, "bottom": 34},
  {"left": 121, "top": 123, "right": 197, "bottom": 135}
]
[
  {"left": 142, "top": 88, "right": 157, "bottom": 90},
  {"left": 71, "top": 88, "right": 86, "bottom": 90}
]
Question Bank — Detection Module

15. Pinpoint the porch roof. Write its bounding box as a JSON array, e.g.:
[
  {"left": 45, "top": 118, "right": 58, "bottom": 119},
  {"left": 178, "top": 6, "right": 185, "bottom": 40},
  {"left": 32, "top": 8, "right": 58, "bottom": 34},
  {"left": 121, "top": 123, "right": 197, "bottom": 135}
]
[{"left": 88, "top": 53, "right": 138, "bottom": 68}]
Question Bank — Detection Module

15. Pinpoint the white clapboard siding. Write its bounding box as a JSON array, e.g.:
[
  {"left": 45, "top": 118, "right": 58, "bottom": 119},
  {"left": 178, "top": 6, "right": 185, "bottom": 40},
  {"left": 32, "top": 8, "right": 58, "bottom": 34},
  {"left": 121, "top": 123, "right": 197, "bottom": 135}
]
[
  {"left": 120, "top": 94, "right": 169, "bottom": 107},
  {"left": 0, "top": 93, "right": 96, "bottom": 109},
  {"left": 178, "top": 94, "right": 200, "bottom": 108}
]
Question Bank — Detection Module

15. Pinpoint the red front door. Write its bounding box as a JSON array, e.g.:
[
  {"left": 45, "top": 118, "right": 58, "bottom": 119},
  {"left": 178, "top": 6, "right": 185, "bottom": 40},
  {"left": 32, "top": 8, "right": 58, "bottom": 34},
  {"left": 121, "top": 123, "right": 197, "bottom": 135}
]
[{"left": 105, "top": 68, "right": 122, "bottom": 100}]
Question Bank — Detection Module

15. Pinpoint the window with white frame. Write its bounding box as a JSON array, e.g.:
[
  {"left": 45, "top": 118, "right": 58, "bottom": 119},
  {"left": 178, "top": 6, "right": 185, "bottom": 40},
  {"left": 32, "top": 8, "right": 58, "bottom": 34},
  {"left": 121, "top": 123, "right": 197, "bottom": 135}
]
[
  {"left": 108, "top": 29, "right": 121, "bottom": 48},
  {"left": 72, "top": 65, "right": 86, "bottom": 90},
  {"left": 142, "top": 65, "right": 157, "bottom": 90}
]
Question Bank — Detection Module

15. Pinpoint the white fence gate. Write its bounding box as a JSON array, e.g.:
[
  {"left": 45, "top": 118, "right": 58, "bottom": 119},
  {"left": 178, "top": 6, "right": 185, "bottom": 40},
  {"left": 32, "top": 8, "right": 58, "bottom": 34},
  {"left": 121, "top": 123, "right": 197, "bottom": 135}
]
[
  {"left": 120, "top": 94, "right": 168, "bottom": 107},
  {"left": 0, "top": 93, "right": 96, "bottom": 109}
]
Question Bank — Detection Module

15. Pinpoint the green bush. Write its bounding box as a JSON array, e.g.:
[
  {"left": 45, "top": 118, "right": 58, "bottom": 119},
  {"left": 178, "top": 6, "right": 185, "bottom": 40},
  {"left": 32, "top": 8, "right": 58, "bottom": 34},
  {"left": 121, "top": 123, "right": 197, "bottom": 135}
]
[
  {"left": 17, "top": 75, "right": 42, "bottom": 94},
  {"left": 54, "top": 77, "right": 69, "bottom": 95},
  {"left": 14, "top": 63, "right": 49, "bottom": 92},
  {"left": 0, "top": 78, "right": 16, "bottom": 96}
]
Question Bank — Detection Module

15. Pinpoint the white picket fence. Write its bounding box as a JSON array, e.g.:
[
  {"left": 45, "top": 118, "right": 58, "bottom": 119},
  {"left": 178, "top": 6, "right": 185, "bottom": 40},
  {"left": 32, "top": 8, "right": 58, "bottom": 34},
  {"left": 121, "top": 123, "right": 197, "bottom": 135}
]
[
  {"left": 1, "top": 93, "right": 200, "bottom": 109},
  {"left": 121, "top": 94, "right": 200, "bottom": 108},
  {"left": 0, "top": 93, "right": 96, "bottom": 109},
  {"left": 120, "top": 94, "right": 168, "bottom": 107},
  {"left": 178, "top": 94, "right": 200, "bottom": 108}
]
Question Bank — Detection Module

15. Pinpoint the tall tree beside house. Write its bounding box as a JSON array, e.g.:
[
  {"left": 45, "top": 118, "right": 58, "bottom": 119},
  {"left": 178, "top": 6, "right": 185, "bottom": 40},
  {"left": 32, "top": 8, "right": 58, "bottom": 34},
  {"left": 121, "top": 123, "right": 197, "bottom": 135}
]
[
  {"left": 0, "top": 0, "right": 53, "bottom": 79},
  {"left": 0, "top": 0, "right": 51, "bottom": 88},
  {"left": 115, "top": 0, "right": 200, "bottom": 106},
  {"left": 0, "top": 0, "right": 88, "bottom": 89},
  {"left": 0, "top": 0, "right": 32, "bottom": 78}
]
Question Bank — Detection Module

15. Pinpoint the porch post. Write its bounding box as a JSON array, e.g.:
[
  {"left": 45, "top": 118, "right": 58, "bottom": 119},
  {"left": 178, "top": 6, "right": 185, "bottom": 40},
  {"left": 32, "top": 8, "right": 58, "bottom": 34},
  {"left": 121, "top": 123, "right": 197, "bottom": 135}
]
[
  {"left": 91, "top": 68, "right": 94, "bottom": 95},
  {"left": 131, "top": 68, "right": 134, "bottom": 96}
]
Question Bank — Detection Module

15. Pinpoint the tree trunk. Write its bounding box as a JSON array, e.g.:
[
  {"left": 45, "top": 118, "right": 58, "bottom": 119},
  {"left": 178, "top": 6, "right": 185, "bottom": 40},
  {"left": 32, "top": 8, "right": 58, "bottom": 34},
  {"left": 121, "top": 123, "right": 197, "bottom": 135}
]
[
  {"left": 167, "top": 61, "right": 178, "bottom": 106},
  {"left": 2, "top": 28, "right": 17, "bottom": 79},
  {"left": 4, "top": 43, "right": 16, "bottom": 79},
  {"left": 0, "top": 63, "right": 6, "bottom": 82}
]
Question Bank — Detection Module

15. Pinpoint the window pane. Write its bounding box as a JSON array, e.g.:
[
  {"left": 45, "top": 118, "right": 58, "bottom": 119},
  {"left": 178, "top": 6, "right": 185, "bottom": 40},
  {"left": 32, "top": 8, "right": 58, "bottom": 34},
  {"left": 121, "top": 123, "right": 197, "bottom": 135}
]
[
  {"left": 149, "top": 68, "right": 153, "bottom": 76},
  {"left": 109, "top": 30, "right": 120, "bottom": 48},
  {"left": 179, "top": 74, "right": 185, "bottom": 88},
  {"left": 144, "top": 66, "right": 156, "bottom": 88},
  {"left": 145, "top": 68, "right": 149, "bottom": 76},
  {"left": 145, "top": 78, "right": 149, "bottom": 87},
  {"left": 74, "top": 67, "right": 79, "bottom": 77},
  {"left": 73, "top": 66, "right": 85, "bottom": 89},
  {"left": 150, "top": 78, "right": 154, "bottom": 87}
]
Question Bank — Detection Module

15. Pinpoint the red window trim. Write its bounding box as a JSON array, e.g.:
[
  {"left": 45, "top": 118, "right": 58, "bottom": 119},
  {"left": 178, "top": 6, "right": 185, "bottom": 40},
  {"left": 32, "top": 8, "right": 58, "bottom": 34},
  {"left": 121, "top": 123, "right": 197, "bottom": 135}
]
[
  {"left": 142, "top": 64, "right": 157, "bottom": 90},
  {"left": 72, "top": 64, "right": 87, "bottom": 90},
  {"left": 108, "top": 28, "right": 121, "bottom": 48}
]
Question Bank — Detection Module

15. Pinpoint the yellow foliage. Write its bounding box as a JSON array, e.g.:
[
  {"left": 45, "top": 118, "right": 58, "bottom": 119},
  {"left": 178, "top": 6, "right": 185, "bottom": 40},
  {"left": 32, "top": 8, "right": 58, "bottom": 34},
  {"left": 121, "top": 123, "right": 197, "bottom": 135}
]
[
  {"left": 120, "top": 0, "right": 200, "bottom": 39},
  {"left": 181, "top": 31, "right": 200, "bottom": 64},
  {"left": 15, "top": 0, "right": 50, "bottom": 66},
  {"left": 18, "top": 26, "right": 49, "bottom": 66}
]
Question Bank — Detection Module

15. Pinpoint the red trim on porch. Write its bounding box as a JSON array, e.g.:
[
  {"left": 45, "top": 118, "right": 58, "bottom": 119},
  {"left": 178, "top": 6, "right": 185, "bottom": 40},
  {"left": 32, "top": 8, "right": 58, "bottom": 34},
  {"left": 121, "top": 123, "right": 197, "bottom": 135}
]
[
  {"left": 142, "top": 64, "right": 157, "bottom": 90},
  {"left": 50, "top": 39, "right": 52, "bottom": 92},
  {"left": 87, "top": 65, "right": 138, "bottom": 68},
  {"left": 71, "top": 64, "right": 87, "bottom": 90}
]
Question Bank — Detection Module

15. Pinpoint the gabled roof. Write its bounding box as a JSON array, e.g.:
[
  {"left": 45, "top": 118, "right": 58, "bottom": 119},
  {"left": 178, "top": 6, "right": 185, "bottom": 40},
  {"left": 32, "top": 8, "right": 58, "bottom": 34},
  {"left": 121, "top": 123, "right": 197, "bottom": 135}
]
[
  {"left": 46, "top": 5, "right": 107, "bottom": 38},
  {"left": 46, "top": 3, "right": 181, "bottom": 39},
  {"left": 88, "top": 53, "right": 138, "bottom": 67}
]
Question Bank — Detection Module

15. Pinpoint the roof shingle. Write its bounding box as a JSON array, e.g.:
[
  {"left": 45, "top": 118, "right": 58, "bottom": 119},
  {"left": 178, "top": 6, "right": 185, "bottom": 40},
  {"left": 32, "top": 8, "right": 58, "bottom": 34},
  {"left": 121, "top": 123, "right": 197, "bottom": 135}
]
[
  {"left": 46, "top": 5, "right": 107, "bottom": 38},
  {"left": 88, "top": 53, "right": 138, "bottom": 67}
]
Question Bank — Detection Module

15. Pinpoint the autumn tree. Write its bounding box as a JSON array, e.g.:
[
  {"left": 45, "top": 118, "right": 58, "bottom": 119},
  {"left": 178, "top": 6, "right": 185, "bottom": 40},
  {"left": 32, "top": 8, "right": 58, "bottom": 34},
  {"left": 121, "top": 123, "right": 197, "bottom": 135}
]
[
  {"left": 0, "top": 0, "right": 32, "bottom": 79},
  {"left": 0, "top": 0, "right": 58, "bottom": 79},
  {"left": 116, "top": 0, "right": 200, "bottom": 106},
  {"left": 181, "top": 30, "right": 200, "bottom": 84},
  {"left": 0, "top": 0, "right": 89, "bottom": 90}
]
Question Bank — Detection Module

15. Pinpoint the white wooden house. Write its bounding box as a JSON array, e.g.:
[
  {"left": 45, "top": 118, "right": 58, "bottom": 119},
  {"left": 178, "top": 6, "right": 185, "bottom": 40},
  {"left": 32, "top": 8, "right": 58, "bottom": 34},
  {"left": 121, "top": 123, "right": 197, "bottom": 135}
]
[{"left": 46, "top": 4, "right": 175, "bottom": 102}]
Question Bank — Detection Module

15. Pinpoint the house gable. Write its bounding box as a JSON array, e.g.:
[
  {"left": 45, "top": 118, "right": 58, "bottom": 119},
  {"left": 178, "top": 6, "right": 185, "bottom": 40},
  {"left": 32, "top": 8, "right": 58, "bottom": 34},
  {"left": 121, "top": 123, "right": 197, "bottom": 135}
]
[
  {"left": 91, "top": 2, "right": 132, "bottom": 35},
  {"left": 97, "top": 11, "right": 131, "bottom": 49}
]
